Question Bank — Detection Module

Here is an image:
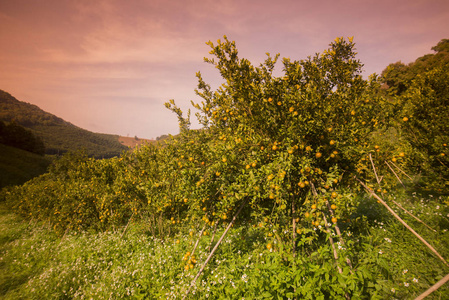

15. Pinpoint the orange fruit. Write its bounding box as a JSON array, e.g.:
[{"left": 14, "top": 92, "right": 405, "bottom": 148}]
[{"left": 331, "top": 217, "right": 338, "bottom": 223}]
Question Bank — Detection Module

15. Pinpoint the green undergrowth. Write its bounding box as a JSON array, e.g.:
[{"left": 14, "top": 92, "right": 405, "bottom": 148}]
[{"left": 0, "top": 189, "right": 448, "bottom": 299}]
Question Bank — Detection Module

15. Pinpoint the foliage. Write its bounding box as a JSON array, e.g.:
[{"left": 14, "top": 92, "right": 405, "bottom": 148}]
[
  {"left": 380, "top": 39, "right": 449, "bottom": 190},
  {"left": 0, "top": 143, "right": 52, "bottom": 189},
  {"left": 0, "top": 120, "right": 45, "bottom": 155}
]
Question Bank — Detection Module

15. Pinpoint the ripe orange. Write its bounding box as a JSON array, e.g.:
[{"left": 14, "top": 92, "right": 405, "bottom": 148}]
[
  {"left": 311, "top": 204, "right": 317, "bottom": 210},
  {"left": 331, "top": 192, "right": 338, "bottom": 199},
  {"left": 298, "top": 182, "right": 305, "bottom": 188},
  {"left": 266, "top": 243, "right": 272, "bottom": 250},
  {"left": 403, "top": 117, "right": 408, "bottom": 122},
  {"left": 331, "top": 217, "right": 338, "bottom": 223},
  {"left": 331, "top": 204, "right": 337, "bottom": 210},
  {"left": 316, "top": 152, "right": 322, "bottom": 158},
  {"left": 304, "top": 212, "right": 310, "bottom": 218},
  {"left": 399, "top": 152, "right": 405, "bottom": 157},
  {"left": 330, "top": 140, "right": 336, "bottom": 145}
]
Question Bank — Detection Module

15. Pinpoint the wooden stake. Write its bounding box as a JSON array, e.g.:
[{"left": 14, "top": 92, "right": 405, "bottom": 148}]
[
  {"left": 120, "top": 212, "right": 135, "bottom": 239},
  {"left": 369, "top": 153, "right": 381, "bottom": 184},
  {"left": 390, "top": 199, "right": 436, "bottom": 233},
  {"left": 292, "top": 199, "right": 297, "bottom": 257},
  {"left": 190, "top": 224, "right": 207, "bottom": 259},
  {"left": 377, "top": 159, "right": 436, "bottom": 232},
  {"left": 208, "top": 220, "right": 219, "bottom": 252},
  {"left": 310, "top": 182, "right": 352, "bottom": 300},
  {"left": 326, "top": 201, "right": 353, "bottom": 271},
  {"left": 182, "top": 199, "right": 247, "bottom": 300},
  {"left": 389, "top": 160, "right": 413, "bottom": 181},
  {"left": 357, "top": 178, "right": 448, "bottom": 268},
  {"left": 415, "top": 273, "right": 449, "bottom": 300},
  {"left": 385, "top": 160, "right": 405, "bottom": 188}
]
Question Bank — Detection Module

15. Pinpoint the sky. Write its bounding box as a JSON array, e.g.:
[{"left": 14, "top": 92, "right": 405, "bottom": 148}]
[{"left": 1, "top": 0, "right": 448, "bottom": 139}]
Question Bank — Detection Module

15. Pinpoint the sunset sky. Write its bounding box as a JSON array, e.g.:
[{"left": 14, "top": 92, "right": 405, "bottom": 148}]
[{"left": 1, "top": 0, "right": 448, "bottom": 139}]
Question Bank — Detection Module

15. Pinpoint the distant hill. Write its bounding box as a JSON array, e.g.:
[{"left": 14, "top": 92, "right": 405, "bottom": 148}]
[
  {"left": 0, "top": 143, "right": 52, "bottom": 188},
  {"left": 0, "top": 90, "right": 128, "bottom": 158},
  {"left": 118, "top": 136, "right": 154, "bottom": 148}
]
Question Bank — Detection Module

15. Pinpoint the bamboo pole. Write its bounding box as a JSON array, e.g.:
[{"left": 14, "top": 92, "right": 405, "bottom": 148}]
[
  {"left": 310, "top": 183, "right": 348, "bottom": 281},
  {"left": 120, "top": 212, "right": 135, "bottom": 239},
  {"left": 415, "top": 273, "right": 449, "bottom": 300},
  {"left": 377, "top": 158, "right": 436, "bottom": 232},
  {"left": 190, "top": 224, "right": 207, "bottom": 259},
  {"left": 369, "top": 154, "right": 382, "bottom": 185},
  {"left": 389, "top": 160, "right": 413, "bottom": 181},
  {"left": 385, "top": 160, "right": 405, "bottom": 188},
  {"left": 182, "top": 199, "right": 247, "bottom": 300},
  {"left": 390, "top": 199, "right": 436, "bottom": 233},
  {"left": 326, "top": 201, "right": 353, "bottom": 270},
  {"left": 208, "top": 220, "right": 219, "bottom": 252},
  {"left": 292, "top": 199, "right": 297, "bottom": 257},
  {"left": 357, "top": 178, "right": 448, "bottom": 268}
]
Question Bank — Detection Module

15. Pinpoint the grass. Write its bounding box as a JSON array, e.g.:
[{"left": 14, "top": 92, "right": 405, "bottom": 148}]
[{"left": 0, "top": 189, "right": 448, "bottom": 299}]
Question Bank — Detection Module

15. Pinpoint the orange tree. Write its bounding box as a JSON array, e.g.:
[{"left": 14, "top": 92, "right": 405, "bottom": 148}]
[
  {"left": 165, "top": 36, "right": 387, "bottom": 251},
  {"left": 381, "top": 40, "right": 449, "bottom": 191}
]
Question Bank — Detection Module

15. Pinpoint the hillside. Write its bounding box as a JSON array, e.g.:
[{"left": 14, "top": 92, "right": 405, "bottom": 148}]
[
  {"left": 0, "top": 90, "right": 128, "bottom": 158},
  {"left": 0, "top": 143, "right": 52, "bottom": 188}
]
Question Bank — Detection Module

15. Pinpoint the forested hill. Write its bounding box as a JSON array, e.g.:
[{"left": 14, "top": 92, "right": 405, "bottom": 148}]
[{"left": 0, "top": 90, "right": 128, "bottom": 158}]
